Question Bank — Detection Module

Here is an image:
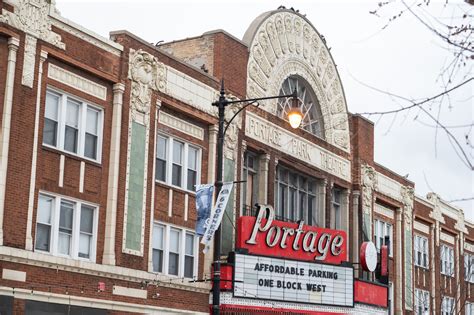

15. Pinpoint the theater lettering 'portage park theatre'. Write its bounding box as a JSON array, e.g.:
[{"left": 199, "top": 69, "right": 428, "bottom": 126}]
[{"left": 0, "top": 1, "right": 473, "bottom": 314}]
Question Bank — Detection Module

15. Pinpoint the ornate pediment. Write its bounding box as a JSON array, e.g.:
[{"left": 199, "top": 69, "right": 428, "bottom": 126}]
[
  {"left": 0, "top": 0, "right": 64, "bottom": 49},
  {"left": 0, "top": 0, "right": 65, "bottom": 87},
  {"left": 128, "top": 48, "right": 166, "bottom": 118}
]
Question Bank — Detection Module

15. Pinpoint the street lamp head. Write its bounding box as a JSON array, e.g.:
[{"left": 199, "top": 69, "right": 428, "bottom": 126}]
[{"left": 288, "top": 89, "right": 303, "bottom": 129}]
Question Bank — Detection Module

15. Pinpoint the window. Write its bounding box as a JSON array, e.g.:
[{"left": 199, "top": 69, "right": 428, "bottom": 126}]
[
  {"left": 155, "top": 135, "right": 201, "bottom": 192},
  {"left": 184, "top": 232, "right": 195, "bottom": 278},
  {"left": 441, "top": 296, "right": 455, "bottom": 315},
  {"left": 414, "top": 235, "right": 429, "bottom": 268},
  {"left": 332, "top": 188, "right": 341, "bottom": 230},
  {"left": 277, "top": 75, "right": 324, "bottom": 138},
  {"left": 34, "top": 193, "right": 98, "bottom": 261},
  {"left": 43, "top": 89, "right": 103, "bottom": 161},
  {"left": 466, "top": 302, "right": 474, "bottom": 315},
  {"left": 242, "top": 152, "right": 259, "bottom": 212},
  {"left": 152, "top": 223, "right": 198, "bottom": 278},
  {"left": 274, "top": 166, "right": 318, "bottom": 225},
  {"left": 465, "top": 253, "right": 474, "bottom": 282},
  {"left": 414, "top": 289, "right": 430, "bottom": 315},
  {"left": 374, "top": 219, "right": 393, "bottom": 256},
  {"left": 441, "top": 244, "right": 455, "bottom": 277},
  {"left": 152, "top": 224, "right": 164, "bottom": 273}
]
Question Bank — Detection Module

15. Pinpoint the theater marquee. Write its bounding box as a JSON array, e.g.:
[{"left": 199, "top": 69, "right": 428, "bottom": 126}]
[{"left": 233, "top": 253, "right": 354, "bottom": 307}]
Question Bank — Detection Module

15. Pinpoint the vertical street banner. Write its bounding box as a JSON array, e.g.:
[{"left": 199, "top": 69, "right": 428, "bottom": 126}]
[
  {"left": 201, "top": 182, "right": 234, "bottom": 253},
  {"left": 195, "top": 184, "right": 214, "bottom": 236}
]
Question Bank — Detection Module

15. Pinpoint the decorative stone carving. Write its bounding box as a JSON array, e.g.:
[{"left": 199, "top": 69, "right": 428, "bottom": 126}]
[
  {"left": 22, "top": 34, "right": 37, "bottom": 88},
  {"left": 244, "top": 10, "right": 350, "bottom": 152},
  {"left": 128, "top": 48, "right": 166, "bottom": 118},
  {"left": 1, "top": 0, "right": 66, "bottom": 88},
  {"left": 401, "top": 185, "right": 414, "bottom": 225},
  {"left": 0, "top": 0, "right": 64, "bottom": 49},
  {"left": 427, "top": 192, "right": 445, "bottom": 223},
  {"left": 361, "top": 164, "right": 377, "bottom": 215}
]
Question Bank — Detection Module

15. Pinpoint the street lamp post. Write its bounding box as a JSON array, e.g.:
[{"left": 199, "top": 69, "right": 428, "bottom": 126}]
[{"left": 210, "top": 79, "right": 302, "bottom": 315}]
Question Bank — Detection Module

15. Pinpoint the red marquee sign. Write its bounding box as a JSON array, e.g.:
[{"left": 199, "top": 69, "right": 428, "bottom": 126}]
[{"left": 236, "top": 205, "right": 347, "bottom": 264}]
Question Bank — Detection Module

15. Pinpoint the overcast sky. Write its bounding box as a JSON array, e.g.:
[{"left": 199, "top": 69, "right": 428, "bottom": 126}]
[{"left": 55, "top": 0, "right": 473, "bottom": 220}]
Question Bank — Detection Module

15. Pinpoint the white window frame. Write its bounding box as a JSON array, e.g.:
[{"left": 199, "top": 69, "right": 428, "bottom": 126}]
[
  {"left": 151, "top": 222, "right": 199, "bottom": 279},
  {"left": 414, "top": 234, "right": 429, "bottom": 268},
  {"left": 465, "top": 253, "right": 474, "bottom": 283},
  {"left": 34, "top": 192, "right": 99, "bottom": 262},
  {"left": 43, "top": 87, "right": 104, "bottom": 163},
  {"left": 155, "top": 134, "right": 201, "bottom": 193},
  {"left": 414, "top": 288, "right": 430, "bottom": 315},
  {"left": 374, "top": 219, "right": 393, "bottom": 257},
  {"left": 441, "top": 244, "right": 455, "bottom": 277},
  {"left": 441, "top": 296, "right": 455, "bottom": 315}
]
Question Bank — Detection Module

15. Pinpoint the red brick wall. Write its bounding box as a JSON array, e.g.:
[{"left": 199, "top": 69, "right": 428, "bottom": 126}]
[
  {"left": 0, "top": 260, "right": 209, "bottom": 313},
  {"left": 212, "top": 32, "right": 248, "bottom": 98}
]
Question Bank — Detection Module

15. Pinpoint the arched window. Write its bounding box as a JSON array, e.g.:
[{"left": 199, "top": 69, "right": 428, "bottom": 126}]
[{"left": 276, "top": 75, "right": 324, "bottom": 138}]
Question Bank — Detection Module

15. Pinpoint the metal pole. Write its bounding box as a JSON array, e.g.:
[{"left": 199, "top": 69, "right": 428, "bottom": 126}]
[
  {"left": 212, "top": 80, "right": 226, "bottom": 315},
  {"left": 209, "top": 80, "right": 298, "bottom": 314}
]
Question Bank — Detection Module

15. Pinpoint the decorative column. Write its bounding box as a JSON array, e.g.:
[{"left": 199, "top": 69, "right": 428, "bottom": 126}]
[
  {"left": 147, "top": 100, "right": 161, "bottom": 271},
  {"left": 395, "top": 208, "right": 403, "bottom": 314},
  {"left": 25, "top": 50, "right": 48, "bottom": 250},
  {"left": 352, "top": 190, "right": 360, "bottom": 276},
  {"left": 257, "top": 153, "right": 270, "bottom": 204},
  {"left": 239, "top": 140, "right": 247, "bottom": 215},
  {"left": 220, "top": 103, "right": 241, "bottom": 256},
  {"left": 361, "top": 164, "right": 377, "bottom": 241},
  {"left": 455, "top": 235, "right": 460, "bottom": 314},
  {"left": 319, "top": 179, "right": 328, "bottom": 227},
  {"left": 0, "top": 37, "right": 20, "bottom": 246},
  {"left": 207, "top": 125, "right": 218, "bottom": 184},
  {"left": 203, "top": 124, "right": 218, "bottom": 273},
  {"left": 342, "top": 189, "right": 350, "bottom": 252},
  {"left": 122, "top": 49, "right": 166, "bottom": 256},
  {"left": 427, "top": 192, "right": 444, "bottom": 315},
  {"left": 102, "top": 83, "right": 125, "bottom": 264},
  {"left": 401, "top": 185, "right": 414, "bottom": 311},
  {"left": 430, "top": 223, "right": 436, "bottom": 315}
]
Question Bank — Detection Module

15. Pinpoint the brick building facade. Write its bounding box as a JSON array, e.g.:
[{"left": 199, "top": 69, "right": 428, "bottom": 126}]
[{"left": 0, "top": 1, "right": 471, "bottom": 314}]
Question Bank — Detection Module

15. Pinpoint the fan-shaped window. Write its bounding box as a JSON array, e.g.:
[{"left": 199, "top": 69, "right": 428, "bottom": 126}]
[{"left": 277, "top": 76, "right": 324, "bottom": 138}]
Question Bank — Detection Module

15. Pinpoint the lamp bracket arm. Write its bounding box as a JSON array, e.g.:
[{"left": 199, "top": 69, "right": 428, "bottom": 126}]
[{"left": 223, "top": 100, "right": 258, "bottom": 137}]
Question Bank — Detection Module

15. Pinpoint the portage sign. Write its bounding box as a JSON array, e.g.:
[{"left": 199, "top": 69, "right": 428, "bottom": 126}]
[{"left": 236, "top": 205, "right": 347, "bottom": 264}]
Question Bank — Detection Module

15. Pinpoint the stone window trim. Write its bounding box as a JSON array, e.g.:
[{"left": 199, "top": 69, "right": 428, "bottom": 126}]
[
  {"left": 34, "top": 191, "right": 99, "bottom": 263},
  {"left": 42, "top": 86, "right": 104, "bottom": 163},
  {"left": 155, "top": 132, "right": 202, "bottom": 194},
  {"left": 151, "top": 222, "right": 199, "bottom": 279}
]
